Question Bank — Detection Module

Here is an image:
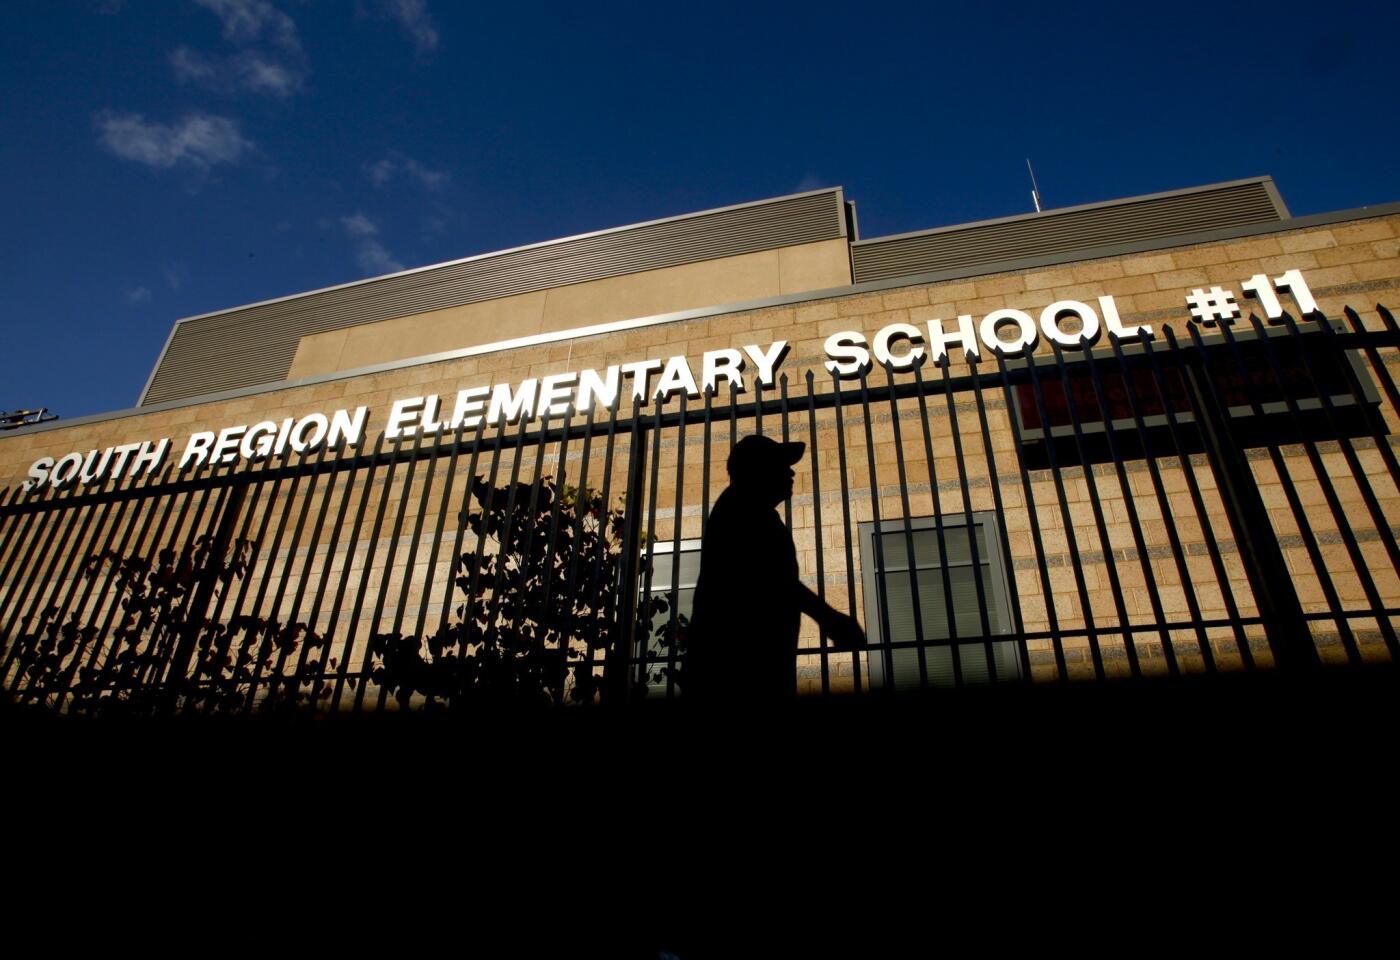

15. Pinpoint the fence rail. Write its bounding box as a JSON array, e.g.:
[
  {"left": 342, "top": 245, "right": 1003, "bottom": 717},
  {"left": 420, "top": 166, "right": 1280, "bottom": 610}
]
[{"left": 2, "top": 307, "right": 1398, "bottom": 715}]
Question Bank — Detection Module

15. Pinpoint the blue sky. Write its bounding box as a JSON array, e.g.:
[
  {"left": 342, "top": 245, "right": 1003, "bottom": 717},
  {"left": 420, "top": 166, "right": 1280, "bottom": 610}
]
[{"left": 2, "top": 0, "right": 1397, "bottom": 419}]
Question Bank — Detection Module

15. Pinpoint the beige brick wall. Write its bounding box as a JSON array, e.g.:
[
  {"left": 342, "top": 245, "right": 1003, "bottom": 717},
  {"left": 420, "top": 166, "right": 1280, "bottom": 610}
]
[
  {"left": 286, "top": 238, "right": 853, "bottom": 379},
  {"left": 4, "top": 212, "right": 1398, "bottom": 699}
]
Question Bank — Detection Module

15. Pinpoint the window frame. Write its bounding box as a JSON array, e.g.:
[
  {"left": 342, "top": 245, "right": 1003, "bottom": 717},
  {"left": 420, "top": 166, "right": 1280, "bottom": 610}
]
[
  {"left": 1008, "top": 325, "right": 1381, "bottom": 444},
  {"left": 857, "top": 512, "right": 1021, "bottom": 689},
  {"left": 637, "top": 538, "right": 703, "bottom": 694}
]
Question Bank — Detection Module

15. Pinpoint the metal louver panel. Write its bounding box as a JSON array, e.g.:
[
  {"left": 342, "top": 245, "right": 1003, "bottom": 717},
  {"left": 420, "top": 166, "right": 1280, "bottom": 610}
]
[
  {"left": 142, "top": 189, "right": 847, "bottom": 406},
  {"left": 851, "top": 178, "right": 1286, "bottom": 284}
]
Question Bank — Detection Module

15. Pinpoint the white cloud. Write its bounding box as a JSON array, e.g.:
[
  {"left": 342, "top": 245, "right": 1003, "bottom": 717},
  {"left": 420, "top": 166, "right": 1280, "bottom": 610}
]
[
  {"left": 379, "top": 0, "right": 439, "bottom": 55},
  {"left": 175, "top": 1, "right": 307, "bottom": 97},
  {"left": 169, "top": 46, "right": 220, "bottom": 84},
  {"left": 194, "top": 0, "right": 301, "bottom": 54},
  {"left": 355, "top": 239, "right": 404, "bottom": 274},
  {"left": 95, "top": 111, "right": 255, "bottom": 170},
  {"left": 340, "top": 212, "right": 377, "bottom": 238},
  {"left": 340, "top": 213, "right": 405, "bottom": 274},
  {"left": 171, "top": 46, "right": 304, "bottom": 97},
  {"left": 366, "top": 151, "right": 449, "bottom": 191},
  {"left": 125, "top": 286, "right": 152, "bottom": 304},
  {"left": 236, "top": 51, "right": 301, "bottom": 95}
]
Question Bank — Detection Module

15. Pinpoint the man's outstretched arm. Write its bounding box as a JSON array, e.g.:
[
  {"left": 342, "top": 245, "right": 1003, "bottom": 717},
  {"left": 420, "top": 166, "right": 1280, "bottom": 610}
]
[{"left": 796, "top": 583, "right": 866, "bottom": 651}]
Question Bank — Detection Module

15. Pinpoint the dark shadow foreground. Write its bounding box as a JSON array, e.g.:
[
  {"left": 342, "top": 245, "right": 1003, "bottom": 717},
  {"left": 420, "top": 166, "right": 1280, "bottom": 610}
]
[{"left": 6, "top": 666, "right": 1397, "bottom": 958}]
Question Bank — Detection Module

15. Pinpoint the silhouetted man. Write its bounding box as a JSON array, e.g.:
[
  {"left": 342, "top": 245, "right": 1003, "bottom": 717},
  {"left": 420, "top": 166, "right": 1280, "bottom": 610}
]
[{"left": 685, "top": 435, "right": 864, "bottom": 702}]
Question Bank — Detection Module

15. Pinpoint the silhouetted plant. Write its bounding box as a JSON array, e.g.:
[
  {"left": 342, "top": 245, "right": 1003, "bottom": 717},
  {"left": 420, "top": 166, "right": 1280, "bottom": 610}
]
[
  {"left": 368, "top": 475, "right": 683, "bottom": 709},
  {"left": 3, "top": 532, "right": 343, "bottom": 716},
  {"left": 3, "top": 472, "right": 685, "bottom": 715}
]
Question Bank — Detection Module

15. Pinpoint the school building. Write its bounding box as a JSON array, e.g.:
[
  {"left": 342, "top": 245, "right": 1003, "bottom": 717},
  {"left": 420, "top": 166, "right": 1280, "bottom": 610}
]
[{"left": 2, "top": 176, "right": 1397, "bottom": 714}]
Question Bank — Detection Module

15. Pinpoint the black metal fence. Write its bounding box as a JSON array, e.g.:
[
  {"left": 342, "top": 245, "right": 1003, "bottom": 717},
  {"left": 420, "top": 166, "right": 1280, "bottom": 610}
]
[{"left": 2, "top": 306, "right": 1397, "bottom": 715}]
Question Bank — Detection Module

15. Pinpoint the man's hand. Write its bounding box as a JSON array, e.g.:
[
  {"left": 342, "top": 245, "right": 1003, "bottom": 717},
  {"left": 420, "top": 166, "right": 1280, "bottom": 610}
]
[
  {"left": 797, "top": 585, "right": 867, "bottom": 652},
  {"left": 823, "top": 610, "right": 866, "bottom": 652}
]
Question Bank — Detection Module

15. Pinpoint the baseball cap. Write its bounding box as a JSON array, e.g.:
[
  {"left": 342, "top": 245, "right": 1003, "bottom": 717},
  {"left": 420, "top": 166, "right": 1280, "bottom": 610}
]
[{"left": 727, "top": 435, "right": 805, "bottom": 480}]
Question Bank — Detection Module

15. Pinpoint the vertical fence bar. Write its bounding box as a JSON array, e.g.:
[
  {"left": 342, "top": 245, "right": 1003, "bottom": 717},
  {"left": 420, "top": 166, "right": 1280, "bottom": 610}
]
[
  {"left": 557, "top": 400, "right": 600, "bottom": 702},
  {"left": 434, "top": 422, "right": 488, "bottom": 640},
  {"left": 84, "top": 461, "right": 190, "bottom": 702},
  {"left": 883, "top": 364, "right": 931, "bottom": 689},
  {"left": 701, "top": 386, "right": 714, "bottom": 536},
  {"left": 1169, "top": 324, "right": 1312, "bottom": 666},
  {"left": 98, "top": 463, "right": 196, "bottom": 702},
  {"left": 965, "top": 354, "right": 1033, "bottom": 680},
  {"left": 0, "top": 487, "right": 27, "bottom": 660},
  {"left": 457, "top": 414, "right": 511, "bottom": 640},
  {"left": 636, "top": 404, "right": 665, "bottom": 691},
  {"left": 938, "top": 355, "right": 998, "bottom": 683},
  {"left": 582, "top": 395, "right": 623, "bottom": 698},
  {"left": 1211, "top": 318, "right": 1360, "bottom": 662},
  {"left": 239, "top": 444, "right": 324, "bottom": 710},
  {"left": 279, "top": 445, "right": 359, "bottom": 707},
  {"left": 610, "top": 413, "right": 648, "bottom": 703},
  {"left": 1079, "top": 340, "right": 1178, "bottom": 674},
  {"left": 1351, "top": 305, "right": 1400, "bottom": 414},
  {"left": 217, "top": 448, "right": 301, "bottom": 711},
  {"left": 779, "top": 377, "right": 793, "bottom": 532},
  {"left": 189, "top": 455, "right": 277, "bottom": 710},
  {"left": 0, "top": 487, "right": 49, "bottom": 680},
  {"left": 368, "top": 427, "right": 431, "bottom": 711},
  {"left": 2, "top": 477, "right": 95, "bottom": 690},
  {"left": 414, "top": 423, "right": 469, "bottom": 644},
  {"left": 664, "top": 392, "right": 688, "bottom": 697},
  {"left": 1046, "top": 344, "right": 1140, "bottom": 677},
  {"left": 829, "top": 372, "right": 863, "bottom": 694},
  {"left": 201, "top": 449, "right": 297, "bottom": 710},
  {"left": 907, "top": 363, "right": 963, "bottom": 688},
  {"left": 1021, "top": 350, "right": 1106, "bottom": 679},
  {"left": 474, "top": 415, "right": 534, "bottom": 689},
  {"left": 140, "top": 458, "right": 241, "bottom": 701},
  {"left": 364, "top": 428, "right": 431, "bottom": 711},
  {"left": 1295, "top": 313, "right": 1400, "bottom": 595},
  {"left": 728, "top": 382, "right": 738, "bottom": 455},
  {"left": 533, "top": 410, "right": 576, "bottom": 702},
  {"left": 341, "top": 432, "right": 410, "bottom": 711},
  {"left": 1304, "top": 313, "right": 1400, "bottom": 579},
  {"left": 389, "top": 429, "right": 447, "bottom": 645},
  {"left": 160, "top": 460, "right": 250, "bottom": 712},
  {"left": 70, "top": 465, "right": 178, "bottom": 711},
  {"left": 0, "top": 486, "right": 24, "bottom": 588},
  {"left": 1334, "top": 308, "right": 1400, "bottom": 582},
  {"left": 499, "top": 409, "right": 561, "bottom": 699},
  {"left": 1138, "top": 333, "right": 1252, "bottom": 669},
  {"left": 857, "top": 371, "right": 902, "bottom": 688},
  {"left": 911, "top": 364, "right": 966, "bottom": 685},
  {"left": 10, "top": 468, "right": 129, "bottom": 703},
  {"left": 319, "top": 436, "right": 388, "bottom": 710},
  {"left": 49, "top": 467, "right": 171, "bottom": 709},
  {"left": 254, "top": 442, "right": 338, "bottom": 702},
  {"left": 803, "top": 371, "right": 832, "bottom": 694},
  {"left": 1185, "top": 322, "right": 1333, "bottom": 668},
  {"left": 1103, "top": 336, "right": 1213, "bottom": 673},
  {"left": 0, "top": 489, "right": 62, "bottom": 643},
  {"left": 1250, "top": 315, "right": 1397, "bottom": 660}
]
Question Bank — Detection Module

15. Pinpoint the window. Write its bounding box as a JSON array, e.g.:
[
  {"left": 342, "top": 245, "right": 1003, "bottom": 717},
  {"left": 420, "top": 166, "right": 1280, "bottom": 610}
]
[
  {"left": 858, "top": 514, "right": 1021, "bottom": 690},
  {"left": 1012, "top": 332, "right": 1381, "bottom": 468},
  {"left": 638, "top": 539, "right": 701, "bottom": 695}
]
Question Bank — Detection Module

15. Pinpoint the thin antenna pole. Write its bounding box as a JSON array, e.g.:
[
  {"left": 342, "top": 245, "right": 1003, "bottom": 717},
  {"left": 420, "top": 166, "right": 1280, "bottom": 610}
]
[{"left": 1026, "top": 158, "right": 1042, "bottom": 213}]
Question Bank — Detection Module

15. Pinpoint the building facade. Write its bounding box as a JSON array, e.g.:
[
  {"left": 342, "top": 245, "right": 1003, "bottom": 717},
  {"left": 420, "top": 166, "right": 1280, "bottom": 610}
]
[{"left": 2, "top": 178, "right": 1398, "bottom": 714}]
